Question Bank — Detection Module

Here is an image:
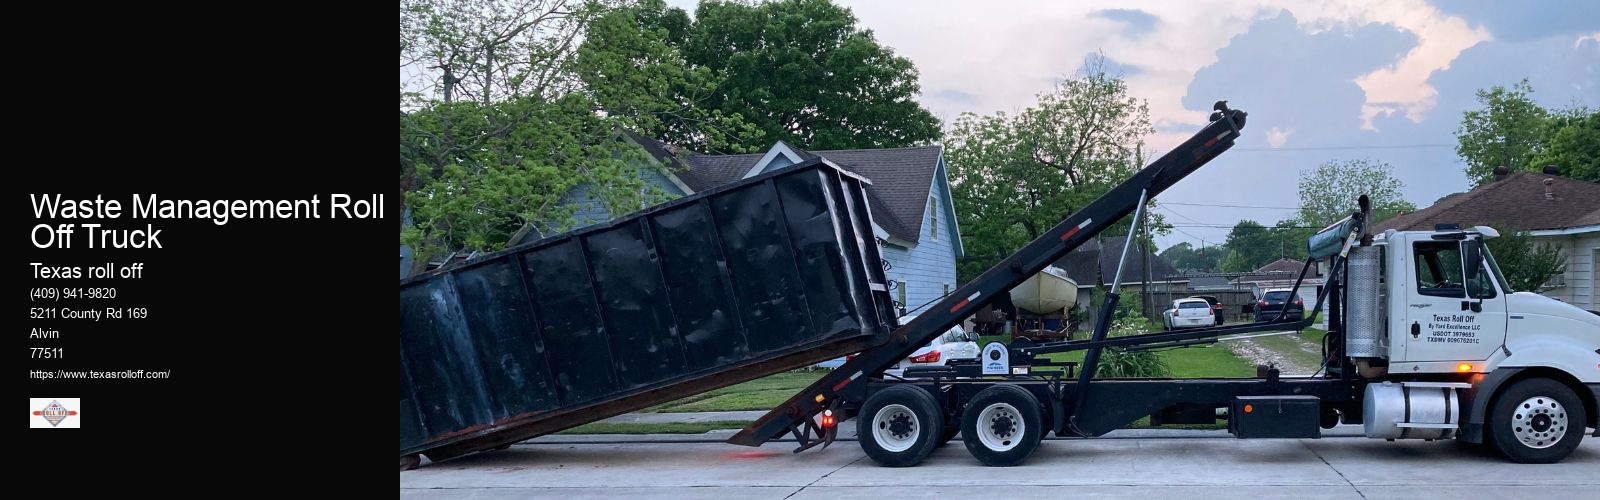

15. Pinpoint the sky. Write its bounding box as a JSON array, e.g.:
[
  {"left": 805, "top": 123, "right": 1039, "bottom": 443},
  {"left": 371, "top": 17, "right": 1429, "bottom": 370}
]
[{"left": 668, "top": 0, "right": 1599, "bottom": 251}]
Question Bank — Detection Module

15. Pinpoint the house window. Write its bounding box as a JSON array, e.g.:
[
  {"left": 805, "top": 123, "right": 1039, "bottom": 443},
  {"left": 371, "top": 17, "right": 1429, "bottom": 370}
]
[
  {"left": 928, "top": 196, "right": 938, "bottom": 241},
  {"left": 897, "top": 280, "right": 908, "bottom": 308},
  {"left": 943, "top": 283, "right": 950, "bottom": 296}
]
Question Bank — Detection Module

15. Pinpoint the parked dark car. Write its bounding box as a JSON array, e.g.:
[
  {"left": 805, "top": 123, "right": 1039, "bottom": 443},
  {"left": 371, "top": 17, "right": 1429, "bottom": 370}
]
[
  {"left": 1253, "top": 288, "right": 1304, "bottom": 322},
  {"left": 1186, "top": 295, "right": 1226, "bottom": 325}
]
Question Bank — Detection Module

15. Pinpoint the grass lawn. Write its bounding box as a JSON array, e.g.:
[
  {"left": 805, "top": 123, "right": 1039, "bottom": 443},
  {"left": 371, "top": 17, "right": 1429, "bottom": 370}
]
[
  {"left": 1035, "top": 343, "right": 1256, "bottom": 378},
  {"left": 559, "top": 420, "right": 752, "bottom": 434},
  {"left": 645, "top": 370, "right": 825, "bottom": 412}
]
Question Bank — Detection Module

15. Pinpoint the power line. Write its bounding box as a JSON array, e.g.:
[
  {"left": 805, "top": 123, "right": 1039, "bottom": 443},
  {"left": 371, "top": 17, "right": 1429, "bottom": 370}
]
[
  {"left": 1161, "top": 202, "right": 1300, "bottom": 210},
  {"left": 1230, "top": 143, "right": 1455, "bottom": 152}
]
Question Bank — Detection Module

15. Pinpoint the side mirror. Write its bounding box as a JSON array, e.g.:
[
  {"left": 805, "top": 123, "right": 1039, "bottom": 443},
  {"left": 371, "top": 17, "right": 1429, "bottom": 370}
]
[
  {"left": 1463, "top": 238, "right": 1491, "bottom": 301},
  {"left": 1463, "top": 239, "right": 1483, "bottom": 283}
]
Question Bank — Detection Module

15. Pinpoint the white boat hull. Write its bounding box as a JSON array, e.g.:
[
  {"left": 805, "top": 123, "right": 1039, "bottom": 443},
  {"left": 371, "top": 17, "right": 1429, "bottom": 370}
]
[{"left": 1010, "top": 269, "right": 1078, "bottom": 314}]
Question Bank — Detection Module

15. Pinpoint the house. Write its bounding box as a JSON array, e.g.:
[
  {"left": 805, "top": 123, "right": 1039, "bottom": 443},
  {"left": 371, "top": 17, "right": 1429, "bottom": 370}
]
[
  {"left": 1372, "top": 166, "right": 1599, "bottom": 310},
  {"left": 1052, "top": 235, "right": 1188, "bottom": 320},
  {"left": 561, "top": 132, "right": 964, "bottom": 316},
  {"left": 1234, "top": 258, "right": 1323, "bottom": 302}
]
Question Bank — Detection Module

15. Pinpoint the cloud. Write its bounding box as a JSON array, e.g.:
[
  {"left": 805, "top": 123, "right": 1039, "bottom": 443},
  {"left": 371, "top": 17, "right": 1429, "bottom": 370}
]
[
  {"left": 1080, "top": 52, "right": 1142, "bottom": 77},
  {"left": 1265, "top": 127, "right": 1294, "bottom": 148},
  {"left": 1091, "top": 9, "right": 1159, "bottom": 37},
  {"left": 1431, "top": 0, "right": 1600, "bottom": 43},
  {"left": 929, "top": 89, "right": 980, "bottom": 105},
  {"left": 1340, "top": 2, "right": 1491, "bottom": 130},
  {"left": 1581, "top": 32, "right": 1600, "bottom": 49}
]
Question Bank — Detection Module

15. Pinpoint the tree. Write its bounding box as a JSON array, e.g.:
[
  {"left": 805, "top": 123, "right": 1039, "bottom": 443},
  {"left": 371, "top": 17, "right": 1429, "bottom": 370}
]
[
  {"left": 676, "top": 0, "right": 941, "bottom": 149},
  {"left": 399, "top": 0, "right": 702, "bottom": 269},
  {"left": 1455, "top": 79, "right": 1598, "bottom": 185},
  {"left": 1455, "top": 79, "right": 1550, "bottom": 185},
  {"left": 574, "top": 0, "right": 758, "bottom": 153},
  {"left": 945, "top": 58, "right": 1158, "bottom": 282},
  {"left": 1296, "top": 159, "right": 1416, "bottom": 227},
  {"left": 1527, "top": 108, "right": 1600, "bottom": 183},
  {"left": 1486, "top": 231, "right": 1566, "bottom": 293},
  {"left": 1217, "top": 220, "right": 1272, "bottom": 273},
  {"left": 1159, "top": 242, "right": 1223, "bottom": 272}
]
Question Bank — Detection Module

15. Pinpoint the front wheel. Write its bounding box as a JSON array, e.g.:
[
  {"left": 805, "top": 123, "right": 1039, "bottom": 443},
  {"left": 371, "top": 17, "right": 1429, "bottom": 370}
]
[
  {"left": 1488, "top": 378, "right": 1587, "bottom": 464},
  {"left": 961, "top": 384, "right": 1043, "bottom": 466},
  {"left": 857, "top": 385, "right": 943, "bottom": 467}
]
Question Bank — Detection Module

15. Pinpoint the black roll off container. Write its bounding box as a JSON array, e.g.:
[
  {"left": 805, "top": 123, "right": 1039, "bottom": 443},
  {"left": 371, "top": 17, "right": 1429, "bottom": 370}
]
[{"left": 399, "top": 159, "right": 899, "bottom": 466}]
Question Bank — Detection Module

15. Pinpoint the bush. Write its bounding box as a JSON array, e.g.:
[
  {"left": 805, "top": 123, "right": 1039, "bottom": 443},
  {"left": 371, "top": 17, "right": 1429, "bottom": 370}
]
[{"left": 1094, "top": 320, "right": 1169, "bottom": 378}]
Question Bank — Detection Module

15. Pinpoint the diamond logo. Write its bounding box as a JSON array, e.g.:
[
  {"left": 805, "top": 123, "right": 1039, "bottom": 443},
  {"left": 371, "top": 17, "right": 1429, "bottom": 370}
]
[{"left": 34, "top": 400, "right": 77, "bottom": 427}]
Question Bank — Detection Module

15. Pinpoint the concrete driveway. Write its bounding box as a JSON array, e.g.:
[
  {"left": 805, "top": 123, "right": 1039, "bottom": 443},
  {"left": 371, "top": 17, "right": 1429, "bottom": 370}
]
[{"left": 400, "top": 432, "right": 1598, "bottom": 499}]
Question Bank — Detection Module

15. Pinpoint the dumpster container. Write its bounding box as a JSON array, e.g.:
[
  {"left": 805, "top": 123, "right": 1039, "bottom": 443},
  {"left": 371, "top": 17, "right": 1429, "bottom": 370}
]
[{"left": 400, "top": 158, "right": 898, "bottom": 463}]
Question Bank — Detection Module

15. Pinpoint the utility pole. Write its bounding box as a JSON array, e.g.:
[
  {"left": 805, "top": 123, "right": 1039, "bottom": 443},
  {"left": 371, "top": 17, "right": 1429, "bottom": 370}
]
[{"left": 1142, "top": 203, "right": 1153, "bottom": 321}]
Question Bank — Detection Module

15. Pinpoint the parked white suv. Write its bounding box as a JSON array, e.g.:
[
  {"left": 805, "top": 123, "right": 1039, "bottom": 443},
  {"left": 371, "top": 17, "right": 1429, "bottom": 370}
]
[{"left": 1163, "top": 298, "right": 1215, "bottom": 330}]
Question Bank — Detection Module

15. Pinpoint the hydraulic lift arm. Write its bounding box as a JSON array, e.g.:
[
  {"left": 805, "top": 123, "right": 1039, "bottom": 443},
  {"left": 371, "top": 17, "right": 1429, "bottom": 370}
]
[{"left": 727, "top": 101, "right": 1249, "bottom": 448}]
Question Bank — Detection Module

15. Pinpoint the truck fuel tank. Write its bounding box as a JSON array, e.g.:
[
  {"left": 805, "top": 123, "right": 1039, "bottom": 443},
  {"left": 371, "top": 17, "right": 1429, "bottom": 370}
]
[{"left": 1363, "top": 381, "right": 1471, "bottom": 440}]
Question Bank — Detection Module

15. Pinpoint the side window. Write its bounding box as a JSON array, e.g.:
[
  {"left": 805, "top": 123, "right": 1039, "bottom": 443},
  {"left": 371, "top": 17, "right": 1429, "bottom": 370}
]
[{"left": 1413, "top": 241, "right": 1465, "bottom": 298}]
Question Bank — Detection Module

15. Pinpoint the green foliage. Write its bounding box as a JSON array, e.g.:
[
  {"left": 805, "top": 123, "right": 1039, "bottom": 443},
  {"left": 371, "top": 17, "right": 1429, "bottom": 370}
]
[
  {"left": 399, "top": 95, "right": 673, "bottom": 261},
  {"left": 1486, "top": 231, "right": 1566, "bottom": 292},
  {"left": 1218, "top": 220, "right": 1269, "bottom": 272},
  {"left": 399, "top": 0, "right": 947, "bottom": 270},
  {"left": 1216, "top": 219, "right": 1316, "bottom": 273},
  {"left": 946, "top": 57, "right": 1161, "bottom": 282},
  {"left": 1159, "top": 241, "right": 1223, "bottom": 272},
  {"left": 1456, "top": 78, "right": 1599, "bottom": 185},
  {"left": 676, "top": 0, "right": 941, "bottom": 149},
  {"left": 575, "top": 0, "right": 759, "bottom": 153},
  {"left": 1094, "top": 320, "right": 1169, "bottom": 378},
  {"left": 1528, "top": 108, "right": 1600, "bottom": 183},
  {"left": 1296, "top": 159, "right": 1416, "bottom": 227}
]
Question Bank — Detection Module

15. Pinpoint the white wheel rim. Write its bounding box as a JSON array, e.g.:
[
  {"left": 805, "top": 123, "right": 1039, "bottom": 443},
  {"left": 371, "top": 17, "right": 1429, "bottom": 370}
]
[
  {"left": 975, "top": 402, "right": 1025, "bottom": 452},
  {"left": 872, "top": 403, "right": 920, "bottom": 453},
  {"left": 1511, "top": 396, "right": 1568, "bottom": 449}
]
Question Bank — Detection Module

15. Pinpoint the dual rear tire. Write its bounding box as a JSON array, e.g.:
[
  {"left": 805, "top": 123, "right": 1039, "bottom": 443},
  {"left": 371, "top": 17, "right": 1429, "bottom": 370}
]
[
  {"left": 961, "top": 384, "right": 1044, "bottom": 466},
  {"left": 858, "top": 383, "right": 1044, "bottom": 467}
]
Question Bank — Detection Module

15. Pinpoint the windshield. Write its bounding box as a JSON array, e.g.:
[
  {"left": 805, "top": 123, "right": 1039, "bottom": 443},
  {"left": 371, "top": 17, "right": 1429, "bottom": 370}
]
[
  {"left": 1264, "top": 291, "right": 1293, "bottom": 301},
  {"left": 1481, "top": 241, "right": 1513, "bottom": 292},
  {"left": 1178, "top": 302, "right": 1209, "bottom": 309}
]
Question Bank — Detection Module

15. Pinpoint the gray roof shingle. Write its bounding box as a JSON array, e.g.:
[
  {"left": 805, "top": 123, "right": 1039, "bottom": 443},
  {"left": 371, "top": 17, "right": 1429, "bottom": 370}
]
[
  {"left": 1050, "top": 236, "right": 1184, "bottom": 285},
  {"left": 1372, "top": 171, "right": 1600, "bottom": 233},
  {"left": 629, "top": 133, "right": 945, "bottom": 242}
]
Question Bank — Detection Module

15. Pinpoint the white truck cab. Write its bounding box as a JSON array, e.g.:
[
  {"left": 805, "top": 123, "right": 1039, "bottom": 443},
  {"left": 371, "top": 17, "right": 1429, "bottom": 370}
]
[
  {"left": 1358, "top": 226, "right": 1599, "bottom": 461},
  {"left": 1368, "top": 226, "right": 1599, "bottom": 377}
]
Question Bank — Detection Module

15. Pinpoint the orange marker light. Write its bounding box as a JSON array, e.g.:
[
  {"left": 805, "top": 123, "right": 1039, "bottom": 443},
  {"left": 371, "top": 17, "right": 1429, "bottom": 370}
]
[
  {"left": 815, "top": 394, "right": 826, "bottom": 404},
  {"left": 1457, "top": 363, "right": 1472, "bottom": 373},
  {"left": 1243, "top": 404, "right": 1254, "bottom": 414}
]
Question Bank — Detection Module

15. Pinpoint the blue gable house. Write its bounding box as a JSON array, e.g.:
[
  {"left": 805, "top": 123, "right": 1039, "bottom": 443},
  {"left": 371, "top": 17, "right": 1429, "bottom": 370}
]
[{"left": 565, "top": 133, "right": 965, "bottom": 316}]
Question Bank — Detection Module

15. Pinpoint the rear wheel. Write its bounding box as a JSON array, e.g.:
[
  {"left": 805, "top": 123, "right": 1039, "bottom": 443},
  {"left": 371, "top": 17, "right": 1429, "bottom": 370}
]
[
  {"left": 1488, "top": 378, "right": 1587, "bottom": 464},
  {"left": 857, "top": 385, "right": 943, "bottom": 467},
  {"left": 961, "top": 384, "right": 1043, "bottom": 466}
]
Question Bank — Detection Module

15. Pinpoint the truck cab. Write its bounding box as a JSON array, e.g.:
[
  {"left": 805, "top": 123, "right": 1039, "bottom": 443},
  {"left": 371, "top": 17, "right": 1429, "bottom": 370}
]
[
  {"left": 1365, "top": 226, "right": 1600, "bottom": 461},
  {"left": 1371, "top": 226, "right": 1598, "bottom": 376}
]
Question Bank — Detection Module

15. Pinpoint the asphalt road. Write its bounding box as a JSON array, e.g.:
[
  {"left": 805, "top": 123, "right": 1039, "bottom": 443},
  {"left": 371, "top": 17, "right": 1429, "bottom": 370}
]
[{"left": 400, "top": 432, "right": 1598, "bottom": 499}]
